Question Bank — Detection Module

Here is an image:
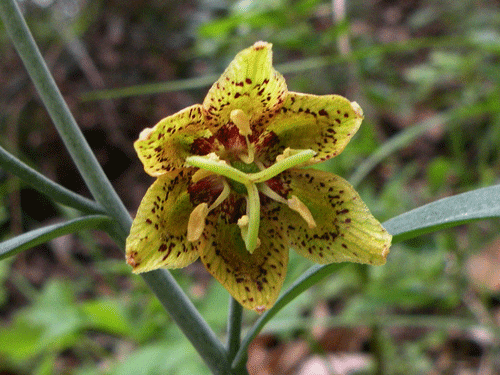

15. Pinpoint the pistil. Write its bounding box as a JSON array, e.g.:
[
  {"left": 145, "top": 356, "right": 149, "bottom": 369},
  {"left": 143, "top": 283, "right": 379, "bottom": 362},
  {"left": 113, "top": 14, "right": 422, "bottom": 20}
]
[
  {"left": 185, "top": 147, "right": 318, "bottom": 253},
  {"left": 250, "top": 149, "right": 316, "bottom": 183}
]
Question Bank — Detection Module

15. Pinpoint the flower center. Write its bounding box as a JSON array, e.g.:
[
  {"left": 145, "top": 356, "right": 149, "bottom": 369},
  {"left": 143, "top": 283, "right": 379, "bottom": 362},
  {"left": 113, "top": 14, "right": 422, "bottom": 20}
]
[{"left": 185, "top": 110, "right": 318, "bottom": 254}]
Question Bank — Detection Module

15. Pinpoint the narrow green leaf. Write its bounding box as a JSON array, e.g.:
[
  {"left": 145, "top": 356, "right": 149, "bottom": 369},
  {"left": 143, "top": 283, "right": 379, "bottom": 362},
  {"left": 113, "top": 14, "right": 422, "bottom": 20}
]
[
  {"left": 232, "top": 263, "right": 344, "bottom": 370},
  {"left": 349, "top": 113, "right": 449, "bottom": 187},
  {"left": 235, "top": 183, "right": 500, "bottom": 369},
  {"left": 0, "top": 144, "right": 103, "bottom": 215},
  {"left": 384, "top": 184, "right": 500, "bottom": 243},
  {"left": 0, "top": 215, "right": 112, "bottom": 261}
]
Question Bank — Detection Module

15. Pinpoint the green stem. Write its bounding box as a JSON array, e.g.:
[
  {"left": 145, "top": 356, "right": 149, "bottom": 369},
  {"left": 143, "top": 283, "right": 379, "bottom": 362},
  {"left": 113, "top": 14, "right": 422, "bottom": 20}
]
[
  {"left": 0, "top": 2, "right": 230, "bottom": 373},
  {"left": 142, "top": 270, "right": 230, "bottom": 374},
  {"left": 226, "top": 297, "right": 243, "bottom": 362},
  {"left": 0, "top": 144, "right": 104, "bottom": 215}
]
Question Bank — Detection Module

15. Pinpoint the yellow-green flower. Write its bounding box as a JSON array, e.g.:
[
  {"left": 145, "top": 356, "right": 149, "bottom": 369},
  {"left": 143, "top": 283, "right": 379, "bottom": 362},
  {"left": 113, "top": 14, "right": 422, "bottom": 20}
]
[{"left": 126, "top": 41, "right": 391, "bottom": 313}]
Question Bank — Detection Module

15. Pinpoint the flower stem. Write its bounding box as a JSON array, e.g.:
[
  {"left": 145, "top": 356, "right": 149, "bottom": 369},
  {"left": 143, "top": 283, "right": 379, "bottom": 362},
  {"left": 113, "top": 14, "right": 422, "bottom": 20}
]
[
  {"left": 142, "top": 270, "right": 231, "bottom": 374},
  {"left": 226, "top": 296, "right": 243, "bottom": 362}
]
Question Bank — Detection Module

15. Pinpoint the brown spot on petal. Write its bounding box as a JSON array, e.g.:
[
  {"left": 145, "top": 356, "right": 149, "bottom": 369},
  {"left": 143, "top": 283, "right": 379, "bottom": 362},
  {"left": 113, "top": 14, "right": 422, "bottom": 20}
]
[
  {"left": 191, "top": 137, "right": 215, "bottom": 155},
  {"left": 188, "top": 175, "right": 224, "bottom": 206},
  {"left": 318, "top": 109, "right": 329, "bottom": 117}
]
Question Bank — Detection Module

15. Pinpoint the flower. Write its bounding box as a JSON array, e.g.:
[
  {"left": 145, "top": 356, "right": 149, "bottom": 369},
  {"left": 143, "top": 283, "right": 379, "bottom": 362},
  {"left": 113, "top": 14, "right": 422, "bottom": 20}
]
[{"left": 126, "top": 41, "right": 391, "bottom": 313}]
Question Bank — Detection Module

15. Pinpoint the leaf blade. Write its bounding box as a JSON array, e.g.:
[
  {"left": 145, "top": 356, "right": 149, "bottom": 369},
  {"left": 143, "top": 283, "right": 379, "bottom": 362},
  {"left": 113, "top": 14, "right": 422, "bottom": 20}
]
[
  {"left": 384, "top": 184, "right": 500, "bottom": 243},
  {"left": 0, "top": 215, "right": 112, "bottom": 260}
]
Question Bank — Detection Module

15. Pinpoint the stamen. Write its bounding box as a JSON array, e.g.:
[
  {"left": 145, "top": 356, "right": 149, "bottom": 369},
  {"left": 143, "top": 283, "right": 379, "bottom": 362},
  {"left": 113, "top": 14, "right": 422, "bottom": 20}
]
[
  {"left": 287, "top": 195, "right": 317, "bottom": 229},
  {"left": 237, "top": 214, "right": 249, "bottom": 241},
  {"left": 191, "top": 168, "right": 214, "bottom": 183},
  {"left": 237, "top": 214, "right": 249, "bottom": 227},
  {"left": 275, "top": 147, "right": 294, "bottom": 162},
  {"left": 254, "top": 160, "right": 266, "bottom": 171},
  {"left": 208, "top": 179, "right": 231, "bottom": 210},
  {"left": 187, "top": 180, "right": 231, "bottom": 243},
  {"left": 187, "top": 203, "right": 209, "bottom": 242},
  {"left": 230, "top": 109, "right": 252, "bottom": 136},
  {"left": 258, "top": 183, "right": 287, "bottom": 204},
  {"left": 238, "top": 139, "right": 255, "bottom": 164}
]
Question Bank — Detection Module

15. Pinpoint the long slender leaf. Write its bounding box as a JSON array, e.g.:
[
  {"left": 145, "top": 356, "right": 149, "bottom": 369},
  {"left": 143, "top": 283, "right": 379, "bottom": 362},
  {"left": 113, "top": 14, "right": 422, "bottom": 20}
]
[
  {"left": 0, "top": 215, "right": 112, "bottom": 260},
  {"left": 349, "top": 113, "right": 448, "bottom": 187},
  {"left": 234, "top": 182, "right": 500, "bottom": 369},
  {"left": 0, "top": 144, "right": 103, "bottom": 215},
  {"left": 383, "top": 184, "right": 500, "bottom": 243},
  {"left": 232, "top": 263, "right": 344, "bottom": 370}
]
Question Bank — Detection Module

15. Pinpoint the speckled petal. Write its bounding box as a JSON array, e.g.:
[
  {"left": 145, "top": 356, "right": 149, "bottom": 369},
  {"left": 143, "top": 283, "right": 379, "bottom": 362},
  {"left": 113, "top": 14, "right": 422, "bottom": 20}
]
[
  {"left": 261, "top": 92, "right": 363, "bottom": 164},
  {"left": 279, "top": 169, "right": 391, "bottom": 265},
  {"left": 199, "top": 198, "right": 288, "bottom": 313},
  {"left": 202, "top": 41, "right": 287, "bottom": 133},
  {"left": 126, "top": 169, "right": 200, "bottom": 272},
  {"left": 134, "top": 105, "right": 212, "bottom": 177}
]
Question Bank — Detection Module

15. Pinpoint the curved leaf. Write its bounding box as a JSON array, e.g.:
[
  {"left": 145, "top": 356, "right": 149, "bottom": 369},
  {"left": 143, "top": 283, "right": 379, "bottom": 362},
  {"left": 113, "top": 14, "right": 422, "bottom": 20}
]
[
  {"left": 232, "top": 263, "right": 344, "bottom": 370},
  {"left": 383, "top": 184, "right": 500, "bottom": 243},
  {"left": 0, "top": 215, "right": 112, "bottom": 260},
  {"left": 235, "top": 184, "right": 500, "bottom": 369},
  {"left": 0, "top": 145, "right": 103, "bottom": 215}
]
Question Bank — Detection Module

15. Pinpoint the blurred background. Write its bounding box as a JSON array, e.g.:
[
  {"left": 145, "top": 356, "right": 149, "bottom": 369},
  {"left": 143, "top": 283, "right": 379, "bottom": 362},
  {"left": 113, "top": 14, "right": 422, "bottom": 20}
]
[{"left": 1, "top": 0, "right": 500, "bottom": 374}]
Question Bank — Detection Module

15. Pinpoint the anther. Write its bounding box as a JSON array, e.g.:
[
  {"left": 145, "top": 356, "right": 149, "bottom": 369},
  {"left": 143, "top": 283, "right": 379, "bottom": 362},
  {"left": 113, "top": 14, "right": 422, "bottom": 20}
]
[
  {"left": 288, "top": 195, "right": 317, "bottom": 229},
  {"left": 191, "top": 168, "right": 214, "bottom": 183},
  {"left": 187, "top": 203, "right": 209, "bottom": 242},
  {"left": 230, "top": 109, "right": 252, "bottom": 136}
]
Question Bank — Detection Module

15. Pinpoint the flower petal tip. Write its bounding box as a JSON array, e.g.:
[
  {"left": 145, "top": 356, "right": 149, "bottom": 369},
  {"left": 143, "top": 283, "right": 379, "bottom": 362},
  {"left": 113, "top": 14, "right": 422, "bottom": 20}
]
[
  {"left": 126, "top": 253, "right": 140, "bottom": 271},
  {"left": 254, "top": 305, "right": 267, "bottom": 314},
  {"left": 382, "top": 243, "right": 391, "bottom": 259},
  {"left": 138, "top": 127, "right": 154, "bottom": 141},
  {"left": 253, "top": 41, "right": 271, "bottom": 50},
  {"left": 351, "top": 101, "right": 364, "bottom": 118}
]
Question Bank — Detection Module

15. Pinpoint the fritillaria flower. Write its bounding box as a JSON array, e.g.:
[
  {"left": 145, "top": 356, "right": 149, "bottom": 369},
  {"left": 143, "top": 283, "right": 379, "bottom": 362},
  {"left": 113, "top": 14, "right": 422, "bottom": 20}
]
[{"left": 126, "top": 42, "right": 391, "bottom": 313}]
